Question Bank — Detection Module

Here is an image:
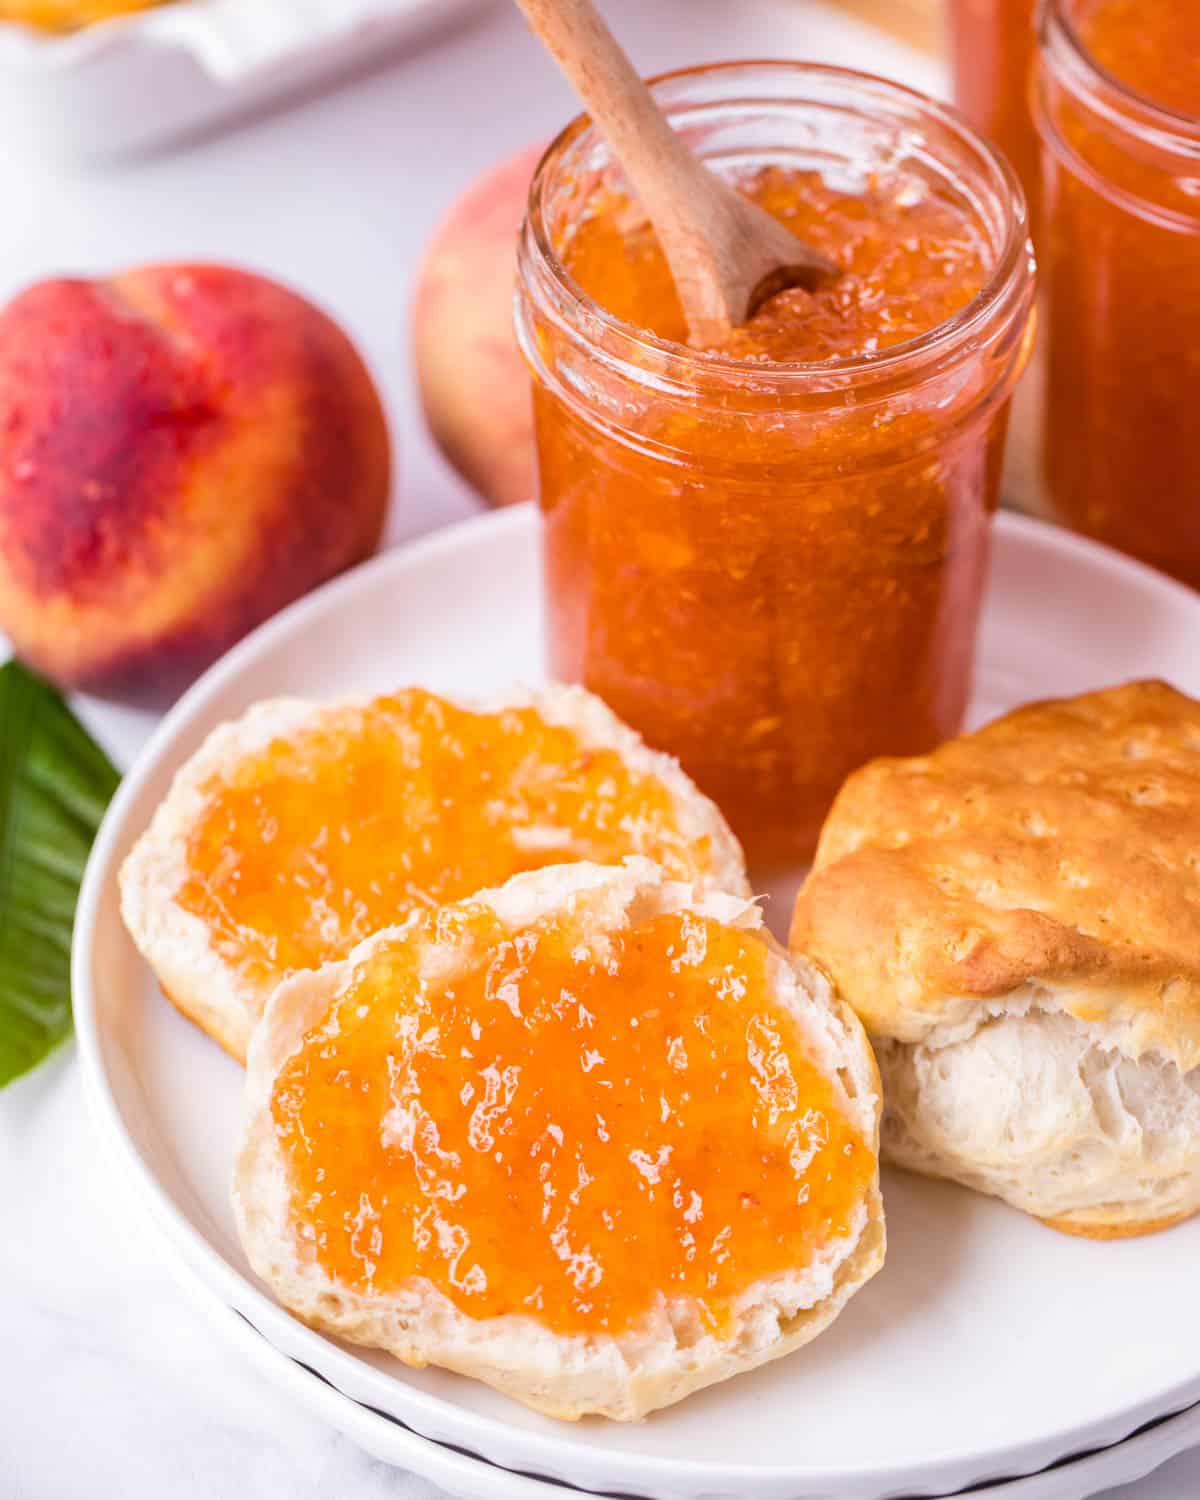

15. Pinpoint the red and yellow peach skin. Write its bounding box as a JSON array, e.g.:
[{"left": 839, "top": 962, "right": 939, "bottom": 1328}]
[
  {"left": 412, "top": 143, "right": 543, "bottom": 509},
  {"left": 0, "top": 264, "right": 391, "bottom": 692}
]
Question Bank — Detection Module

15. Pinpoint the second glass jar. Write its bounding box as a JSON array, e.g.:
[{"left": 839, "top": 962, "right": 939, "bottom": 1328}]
[
  {"left": 1035, "top": 0, "right": 1200, "bottom": 587},
  {"left": 517, "top": 63, "right": 1035, "bottom": 866},
  {"left": 948, "top": 0, "right": 1041, "bottom": 239}
]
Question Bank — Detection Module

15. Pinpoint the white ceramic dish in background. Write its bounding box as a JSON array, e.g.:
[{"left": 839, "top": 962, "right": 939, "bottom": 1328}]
[
  {"left": 74, "top": 505, "right": 1200, "bottom": 1500},
  {"left": 0, "top": 0, "right": 493, "bottom": 159}
]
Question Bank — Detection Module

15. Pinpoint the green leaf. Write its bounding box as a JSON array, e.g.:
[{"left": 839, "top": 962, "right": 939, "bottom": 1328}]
[{"left": 0, "top": 661, "right": 120, "bottom": 1087}]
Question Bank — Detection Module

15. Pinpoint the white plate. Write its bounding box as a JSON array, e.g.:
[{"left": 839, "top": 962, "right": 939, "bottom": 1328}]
[
  {"left": 174, "top": 1248, "right": 1200, "bottom": 1500},
  {"left": 115, "top": 1171, "right": 1200, "bottom": 1500},
  {"left": 74, "top": 505, "right": 1200, "bottom": 1500}
]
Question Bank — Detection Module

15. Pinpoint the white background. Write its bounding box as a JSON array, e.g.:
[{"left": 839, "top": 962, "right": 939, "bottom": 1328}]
[{"left": 0, "top": 1, "right": 1196, "bottom": 1495}]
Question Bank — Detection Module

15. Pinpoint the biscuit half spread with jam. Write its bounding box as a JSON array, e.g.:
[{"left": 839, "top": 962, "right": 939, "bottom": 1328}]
[
  {"left": 120, "top": 685, "right": 749, "bottom": 1061},
  {"left": 234, "top": 859, "right": 883, "bottom": 1420}
]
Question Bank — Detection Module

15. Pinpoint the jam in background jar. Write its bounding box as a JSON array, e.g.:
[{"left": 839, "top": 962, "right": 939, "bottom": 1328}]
[
  {"left": 517, "top": 63, "right": 1035, "bottom": 866},
  {"left": 949, "top": 0, "right": 1040, "bottom": 238},
  {"left": 1035, "top": 0, "right": 1200, "bottom": 587}
]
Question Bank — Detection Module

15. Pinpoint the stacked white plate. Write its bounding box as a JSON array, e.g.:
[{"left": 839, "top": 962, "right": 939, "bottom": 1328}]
[{"left": 74, "top": 507, "right": 1200, "bottom": 1499}]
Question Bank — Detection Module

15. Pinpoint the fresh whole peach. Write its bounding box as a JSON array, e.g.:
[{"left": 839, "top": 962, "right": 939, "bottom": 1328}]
[
  {"left": 413, "top": 143, "right": 544, "bottom": 508},
  {"left": 0, "top": 264, "right": 391, "bottom": 694}
]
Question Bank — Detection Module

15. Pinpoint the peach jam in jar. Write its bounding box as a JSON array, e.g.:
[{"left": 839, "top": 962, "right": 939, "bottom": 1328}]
[
  {"left": 517, "top": 63, "right": 1035, "bottom": 865},
  {"left": 949, "top": 0, "right": 1041, "bottom": 236},
  {"left": 1035, "top": 0, "right": 1200, "bottom": 586}
]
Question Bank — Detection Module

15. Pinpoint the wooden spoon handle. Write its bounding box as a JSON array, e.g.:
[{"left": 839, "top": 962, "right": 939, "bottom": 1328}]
[
  {"left": 514, "top": 0, "right": 682, "bottom": 168},
  {"left": 513, "top": 0, "right": 732, "bottom": 339}
]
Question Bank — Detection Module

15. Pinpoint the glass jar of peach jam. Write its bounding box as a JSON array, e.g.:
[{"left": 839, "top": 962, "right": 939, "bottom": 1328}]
[
  {"left": 516, "top": 63, "right": 1035, "bottom": 866},
  {"left": 1034, "top": 1, "right": 1200, "bottom": 587},
  {"left": 949, "top": 0, "right": 1040, "bottom": 236}
]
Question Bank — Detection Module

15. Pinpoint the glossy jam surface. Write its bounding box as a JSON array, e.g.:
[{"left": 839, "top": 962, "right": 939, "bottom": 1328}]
[
  {"left": 949, "top": 0, "right": 1039, "bottom": 236},
  {"left": 566, "top": 167, "right": 988, "bottom": 362},
  {"left": 178, "top": 689, "right": 715, "bottom": 988},
  {"left": 537, "top": 164, "right": 1007, "bottom": 865},
  {"left": 271, "top": 908, "right": 873, "bottom": 1335},
  {"left": 1039, "top": 0, "right": 1200, "bottom": 585}
]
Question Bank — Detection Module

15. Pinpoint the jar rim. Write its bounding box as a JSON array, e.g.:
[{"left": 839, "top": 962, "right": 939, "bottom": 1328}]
[
  {"left": 521, "top": 59, "right": 1033, "bottom": 387},
  {"left": 1040, "top": 0, "right": 1200, "bottom": 154}
]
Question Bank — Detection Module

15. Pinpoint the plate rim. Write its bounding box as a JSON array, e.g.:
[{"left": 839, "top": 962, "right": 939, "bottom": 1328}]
[
  {"left": 72, "top": 504, "right": 1200, "bottom": 1496},
  {"left": 143, "top": 1222, "right": 1200, "bottom": 1500}
]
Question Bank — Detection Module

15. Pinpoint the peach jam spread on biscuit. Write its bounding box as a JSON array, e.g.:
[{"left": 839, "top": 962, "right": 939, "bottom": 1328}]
[
  {"left": 177, "top": 689, "right": 715, "bottom": 986},
  {"left": 269, "top": 907, "right": 872, "bottom": 1336}
]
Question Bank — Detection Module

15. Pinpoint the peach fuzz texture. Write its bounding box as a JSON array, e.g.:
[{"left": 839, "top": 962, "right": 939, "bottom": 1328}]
[
  {"left": 0, "top": 264, "right": 391, "bottom": 692},
  {"left": 413, "top": 142, "right": 543, "bottom": 508}
]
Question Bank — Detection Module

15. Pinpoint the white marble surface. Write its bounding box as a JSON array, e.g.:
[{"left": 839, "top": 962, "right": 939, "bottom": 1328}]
[{"left": 1, "top": 1, "right": 1198, "bottom": 1495}]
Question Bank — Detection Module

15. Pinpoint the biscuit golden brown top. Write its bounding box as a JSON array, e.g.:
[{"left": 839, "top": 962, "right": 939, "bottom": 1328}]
[{"left": 790, "top": 681, "right": 1200, "bottom": 1068}]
